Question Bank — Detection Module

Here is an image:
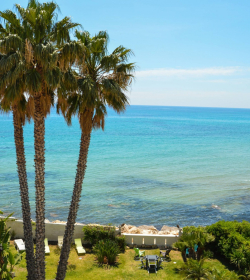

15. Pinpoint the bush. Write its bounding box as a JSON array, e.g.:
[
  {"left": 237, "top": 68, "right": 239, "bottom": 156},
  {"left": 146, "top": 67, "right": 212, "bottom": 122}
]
[
  {"left": 207, "top": 220, "right": 250, "bottom": 273},
  {"left": 173, "top": 226, "right": 214, "bottom": 261},
  {"left": 115, "top": 235, "right": 126, "bottom": 252},
  {"left": 203, "top": 249, "right": 214, "bottom": 259},
  {"left": 82, "top": 226, "right": 115, "bottom": 246},
  {"left": 179, "top": 258, "right": 210, "bottom": 279},
  {"left": 93, "top": 239, "right": 119, "bottom": 265},
  {"left": 82, "top": 225, "right": 126, "bottom": 252}
]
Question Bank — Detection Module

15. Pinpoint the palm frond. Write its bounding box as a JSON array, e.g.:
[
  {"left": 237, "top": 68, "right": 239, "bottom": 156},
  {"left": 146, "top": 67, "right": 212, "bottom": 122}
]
[
  {"left": 52, "top": 16, "right": 81, "bottom": 46},
  {"left": 0, "top": 34, "right": 23, "bottom": 53}
]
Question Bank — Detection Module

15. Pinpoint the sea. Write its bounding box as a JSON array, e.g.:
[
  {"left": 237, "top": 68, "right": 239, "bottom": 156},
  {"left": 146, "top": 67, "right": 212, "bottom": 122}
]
[{"left": 0, "top": 106, "right": 250, "bottom": 230}]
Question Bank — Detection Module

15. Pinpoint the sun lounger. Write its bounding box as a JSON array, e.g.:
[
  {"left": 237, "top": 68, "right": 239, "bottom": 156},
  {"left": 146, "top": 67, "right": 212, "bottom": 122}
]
[
  {"left": 44, "top": 238, "right": 50, "bottom": 255},
  {"left": 58, "top": 236, "right": 63, "bottom": 249},
  {"left": 75, "top": 239, "right": 86, "bottom": 255},
  {"left": 14, "top": 239, "right": 25, "bottom": 252}
]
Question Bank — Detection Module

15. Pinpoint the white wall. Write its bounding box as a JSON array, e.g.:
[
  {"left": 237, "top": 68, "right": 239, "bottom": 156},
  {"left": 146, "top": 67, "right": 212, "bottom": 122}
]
[
  {"left": 122, "top": 233, "right": 179, "bottom": 247},
  {"left": 5, "top": 218, "right": 119, "bottom": 242},
  {"left": 4, "top": 217, "right": 180, "bottom": 246}
]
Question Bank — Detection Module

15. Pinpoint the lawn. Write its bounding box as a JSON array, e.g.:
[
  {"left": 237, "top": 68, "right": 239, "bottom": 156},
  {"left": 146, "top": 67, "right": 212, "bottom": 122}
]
[{"left": 10, "top": 242, "right": 229, "bottom": 279}]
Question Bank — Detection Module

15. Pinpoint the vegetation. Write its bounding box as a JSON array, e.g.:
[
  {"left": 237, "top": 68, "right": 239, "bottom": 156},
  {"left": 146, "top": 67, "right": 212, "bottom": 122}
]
[
  {"left": 179, "top": 258, "right": 243, "bottom": 280},
  {"left": 93, "top": 240, "right": 120, "bottom": 265},
  {"left": 0, "top": 1, "right": 83, "bottom": 278},
  {"left": 7, "top": 243, "right": 234, "bottom": 280},
  {"left": 56, "top": 30, "right": 134, "bottom": 279},
  {"left": 0, "top": 212, "right": 24, "bottom": 280},
  {"left": 82, "top": 225, "right": 126, "bottom": 252},
  {"left": 1, "top": 1, "right": 248, "bottom": 280},
  {"left": 0, "top": 14, "right": 35, "bottom": 280},
  {"left": 179, "top": 258, "right": 211, "bottom": 279},
  {"left": 207, "top": 220, "right": 250, "bottom": 275},
  {"left": 82, "top": 225, "right": 126, "bottom": 264},
  {"left": 0, "top": 0, "right": 134, "bottom": 278},
  {"left": 173, "top": 226, "right": 214, "bottom": 262},
  {"left": 82, "top": 226, "right": 116, "bottom": 246},
  {"left": 173, "top": 222, "right": 250, "bottom": 278}
]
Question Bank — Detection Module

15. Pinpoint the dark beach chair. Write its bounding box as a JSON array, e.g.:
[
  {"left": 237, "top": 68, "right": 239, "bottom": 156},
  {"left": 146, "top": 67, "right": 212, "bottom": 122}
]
[
  {"left": 160, "top": 248, "right": 171, "bottom": 259},
  {"left": 140, "top": 258, "right": 145, "bottom": 269}
]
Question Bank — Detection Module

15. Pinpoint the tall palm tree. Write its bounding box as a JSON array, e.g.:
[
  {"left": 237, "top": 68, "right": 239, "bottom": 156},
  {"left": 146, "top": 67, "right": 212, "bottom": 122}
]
[
  {"left": 181, "top": 258, "right": 210, "bottom": 280},
  {"left": 56, "top": 30, "right": 135, "bottom": 280},
  {"left": 0, "top": 32, "right": 36, "bottom": 280},
  {"left": 0, "top": 1, "right": 83, "bottom": 278}
]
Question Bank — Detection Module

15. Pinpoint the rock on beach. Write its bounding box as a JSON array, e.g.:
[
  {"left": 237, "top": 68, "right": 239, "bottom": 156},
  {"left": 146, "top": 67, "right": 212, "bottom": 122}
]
[{"left": 121, "top": 224, "right": 180, "bottom": 235}]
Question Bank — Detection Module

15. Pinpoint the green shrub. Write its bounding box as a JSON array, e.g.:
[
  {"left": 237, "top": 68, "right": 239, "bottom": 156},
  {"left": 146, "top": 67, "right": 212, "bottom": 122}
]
[
  {"left": 207, "top": 220, "right": 250, "bottom": 273},
  {"left": 179, "top": 258, "right": 210, "bottom": 279},
  {"left": 93, "top": 239, "right": 119, "bottom": 265},
  {"left": 82, "top": 226, "right": 126, "bottom": 252},
  {"left": 174, "top": 226, "right": 214, "bottom": 261},
  {"left": 203, "top": 249, "right": 214, "bottom": 259},
  {"left": 82, "top": 226, "right": 115, "bottom": 246},
  {"left": 115, "top": 235, "right": 126, "bottom": 252}
]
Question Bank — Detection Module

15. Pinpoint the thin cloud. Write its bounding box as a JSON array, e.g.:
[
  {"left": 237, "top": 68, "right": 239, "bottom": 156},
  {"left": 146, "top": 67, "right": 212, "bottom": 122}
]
[{"left": 136, "top": 67, "right": 244, "bottom": 77}]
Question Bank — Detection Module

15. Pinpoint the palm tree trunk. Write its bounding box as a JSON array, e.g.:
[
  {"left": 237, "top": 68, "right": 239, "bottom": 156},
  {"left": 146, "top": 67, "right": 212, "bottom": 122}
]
[
  {"left": 34, "top": 94, "right": 46, "bottom": 280},
  {"left": 56, "top": 132, "right": 91, "bottom": 280},
  {"left": 13, "top": 107, "right": 36, "bottom": 280},
  {"left": 181, "top": 251, "right": 187, "bottom": 262},
  {"left": 197, "top": 247, "right": 203, "bottom": 261},
  {"left": 189, "top": 248, "right": 196, "bottom": 260}
]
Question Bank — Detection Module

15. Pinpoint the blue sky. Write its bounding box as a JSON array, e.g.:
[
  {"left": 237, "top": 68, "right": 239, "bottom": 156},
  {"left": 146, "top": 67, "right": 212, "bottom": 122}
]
[{"left": 1, "top": 0, "right": 250, "bottom": 108}]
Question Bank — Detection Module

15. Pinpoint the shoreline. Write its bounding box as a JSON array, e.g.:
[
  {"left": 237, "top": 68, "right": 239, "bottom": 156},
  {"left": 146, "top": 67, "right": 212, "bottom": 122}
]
[{"left": 2, "top": 216, "right": 181, "bottom": 238}]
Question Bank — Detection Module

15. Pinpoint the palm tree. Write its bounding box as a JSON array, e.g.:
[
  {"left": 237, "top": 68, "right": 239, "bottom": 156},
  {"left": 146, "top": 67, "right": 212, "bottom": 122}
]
[
  {"left": 230, "top": 249, "right": 246, "bottom": 272},
  {"left": 208, "top": 268, "right": 243, "bottom": 280},
  {"left": 173, "top": 241, "right": 188, "bottom": 262},
  {"left": 180, "top": 258, "right": 210, "bottom": 280},
  {"left": 56, "top": 30, "right": 135, "bottom": 279},
  {"left": 0, "top": 34, "right": 36, "bottom": 280},
  {"left": 194, "top": 228, "right": 214, "bottom": 260},
  {"left": 0, "top": 1, "right": 83, "bottom": 278}
]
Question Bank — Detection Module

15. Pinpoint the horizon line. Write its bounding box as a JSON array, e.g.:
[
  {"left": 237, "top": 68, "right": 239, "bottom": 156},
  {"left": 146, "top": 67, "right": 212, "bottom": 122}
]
[{"left": 127, "top": 104, "right": 250, "bottom": 110}]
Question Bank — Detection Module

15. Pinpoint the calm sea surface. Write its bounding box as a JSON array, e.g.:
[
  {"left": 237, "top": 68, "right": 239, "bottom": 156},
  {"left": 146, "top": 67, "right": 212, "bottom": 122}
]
[{"left": 1, "top": 106, "right": 250, "bottom": 229}]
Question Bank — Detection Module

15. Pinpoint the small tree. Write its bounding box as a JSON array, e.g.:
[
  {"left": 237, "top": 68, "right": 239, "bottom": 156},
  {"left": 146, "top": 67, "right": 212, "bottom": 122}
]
[
  {"left": 0, "top": 212, "right": 23, "bottom": 280},
  {"left": 180, "top": 258, "right": 210, "bottom": 280},
  {"left": 230, "top": 249, "right": 246, "bottom": 272},
  {"left": 173, "top": 241, "right": 188, "bottom": 262},
  {"left": 174, "top": 226, "right": 214, "bottom": 262},
  {"left": 208, "top": 268, "right": 243, "bottom": 280}
]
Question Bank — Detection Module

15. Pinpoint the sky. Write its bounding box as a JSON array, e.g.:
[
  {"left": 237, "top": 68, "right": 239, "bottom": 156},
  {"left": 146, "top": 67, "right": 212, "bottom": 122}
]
[{"left": 1, "top": 0, "right": 250, "bottom": 108}]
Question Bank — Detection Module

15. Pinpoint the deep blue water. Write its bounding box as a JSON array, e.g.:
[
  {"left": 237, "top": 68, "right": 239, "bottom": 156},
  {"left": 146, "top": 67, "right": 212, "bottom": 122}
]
[{"left": 1, "top": 106, "right": 250, "bottom": 229}]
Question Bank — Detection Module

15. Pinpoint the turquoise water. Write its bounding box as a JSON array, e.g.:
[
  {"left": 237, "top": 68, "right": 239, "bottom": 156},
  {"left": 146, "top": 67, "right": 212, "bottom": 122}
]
[{"left": 1, "top": 106, "right": 250, "bottom": 229}]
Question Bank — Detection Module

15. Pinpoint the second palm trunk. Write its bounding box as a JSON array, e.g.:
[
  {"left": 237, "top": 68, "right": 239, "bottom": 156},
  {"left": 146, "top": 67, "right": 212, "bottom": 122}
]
[
  {"left": 56, "top": 132, "right": 91, "bottom": 280},
  {"left": 34, "top": 94, "right": 46, "bottom": 279}
]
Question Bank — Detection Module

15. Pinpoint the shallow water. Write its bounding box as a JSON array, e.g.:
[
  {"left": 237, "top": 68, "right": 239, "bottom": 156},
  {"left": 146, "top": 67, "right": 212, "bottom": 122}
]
[{"left": 1, "top": 106, "right": 250, "bottom": 229}]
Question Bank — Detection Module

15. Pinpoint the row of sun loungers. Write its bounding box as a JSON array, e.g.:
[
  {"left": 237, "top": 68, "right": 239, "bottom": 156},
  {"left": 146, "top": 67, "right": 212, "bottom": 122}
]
[
  {"left": 14, "top": 237, "right": 86, "bottom": 256},
  {"left": 58, "top": 237, "right": 86, "bottom": 255}
]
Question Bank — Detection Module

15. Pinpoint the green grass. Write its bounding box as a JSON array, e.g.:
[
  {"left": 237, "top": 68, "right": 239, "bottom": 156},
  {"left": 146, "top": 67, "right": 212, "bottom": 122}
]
[{"left": 9, "top": 241, "right": 231, "bottom": 279}]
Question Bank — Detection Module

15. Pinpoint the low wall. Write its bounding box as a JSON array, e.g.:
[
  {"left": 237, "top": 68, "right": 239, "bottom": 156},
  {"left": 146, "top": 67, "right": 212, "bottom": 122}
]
[
  {"left": 4, "top": 217, "right": 180, "bottom": 246},
  {"left": 122, "top": 233, "right": 179, "bottom": 247},
  {"left": 5, "top": 218, "right": 119, "bottom": 242}
]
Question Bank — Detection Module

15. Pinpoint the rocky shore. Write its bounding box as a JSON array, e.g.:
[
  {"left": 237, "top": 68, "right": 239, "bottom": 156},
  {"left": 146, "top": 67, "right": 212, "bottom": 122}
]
[
  {"left": 121, "top": 224, "right": 180, "bottom": 235},
  {"left": 45, "top": 219, "right": 180, "bottom": 236}
]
